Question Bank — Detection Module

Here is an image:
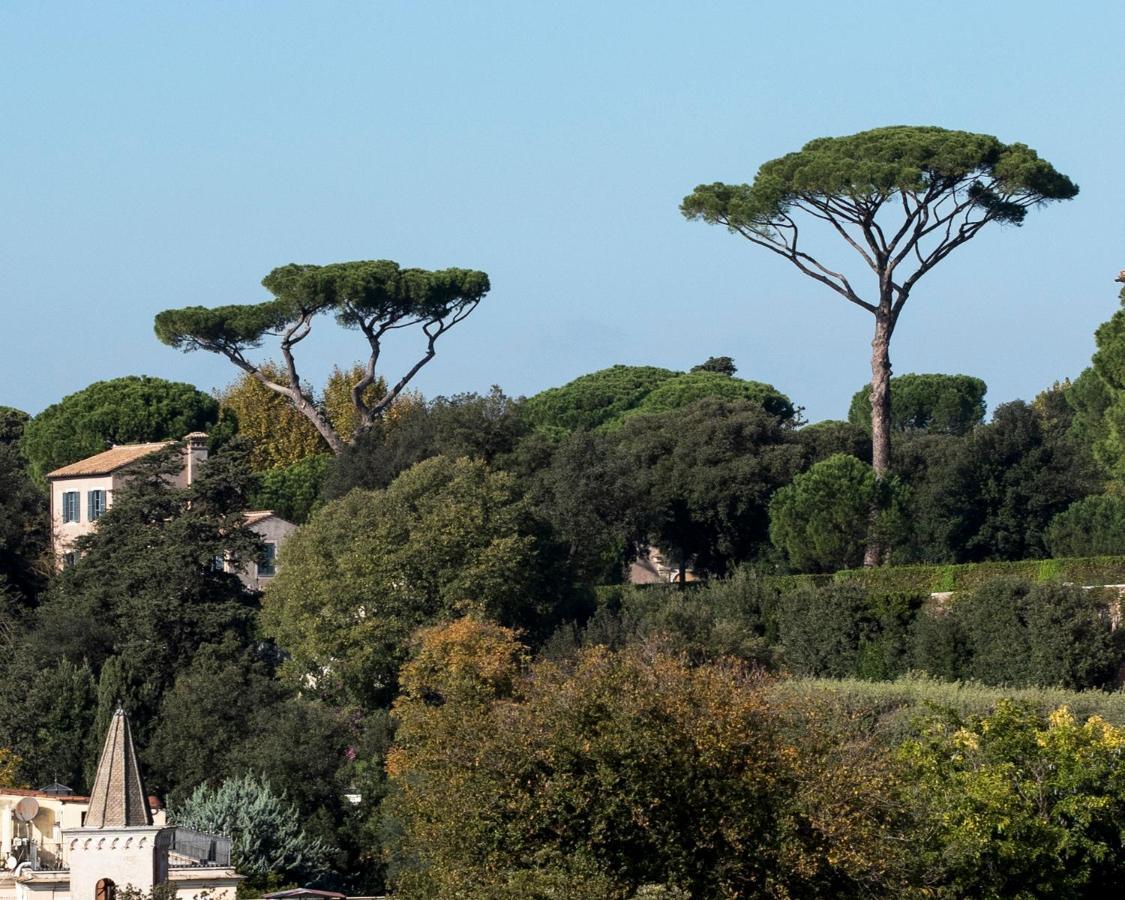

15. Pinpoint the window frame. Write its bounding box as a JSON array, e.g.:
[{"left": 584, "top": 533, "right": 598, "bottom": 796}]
[
  {"left": 61, "top": 491, "right": 80, "bottom": 523},
  {"left": 258, "top": 542, "right": 277, "bottom": 577}
]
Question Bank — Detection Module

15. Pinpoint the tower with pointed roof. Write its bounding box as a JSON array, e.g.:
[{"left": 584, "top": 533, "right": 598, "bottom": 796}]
[
  {"left": 63, "top": 709, "right": 168, "bottom": 900},
  {"left": 10, "top": 709, "right": 240, "bottom": 900}
]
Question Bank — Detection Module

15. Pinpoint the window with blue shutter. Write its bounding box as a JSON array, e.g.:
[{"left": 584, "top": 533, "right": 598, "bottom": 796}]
[
  {"left": 62, "top": 491, "right": 80, "bottom": 523},
  {"left": 88, "top": 489, "right": 107, "bottom": 521}
]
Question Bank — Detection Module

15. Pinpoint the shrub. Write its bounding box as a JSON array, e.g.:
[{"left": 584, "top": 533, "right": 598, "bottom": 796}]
[
  {"left": 1047, "top": 494, "right": 1125, "bottom": 557},
  {"left": 913, "top": 579, "right": 1122, "bottom": 690},
  {"left": 769, "top": 454, "right": 903, "bottom": 573},
  {"left": 774, "top": 583, "right": 925, "bottom": 679}
]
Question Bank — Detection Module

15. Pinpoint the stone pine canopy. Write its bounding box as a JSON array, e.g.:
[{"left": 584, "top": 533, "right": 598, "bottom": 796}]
[{"left": 85, "top": 707, "right": 152, "bottom": 828}]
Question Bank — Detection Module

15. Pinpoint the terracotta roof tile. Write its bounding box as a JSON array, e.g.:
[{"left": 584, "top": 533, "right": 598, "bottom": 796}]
[
  {"left": 47, "top": 443, "right": 173, "bottom": 479},
  {"left": 243, "top": 510, "right": 276, "bottom": 526}
]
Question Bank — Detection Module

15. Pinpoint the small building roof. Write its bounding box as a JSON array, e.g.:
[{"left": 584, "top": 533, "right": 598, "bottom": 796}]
[
  {"left": 243, "top": 510, "right": 278, "bottom": 526},
  {"left": 47, "top": 442, "right": 172, "bottom": 479},
  {"left": 262, "top": 890, "right": 346, "bottom": 900},
  {"left": 1, "top": 786, "right": 88, "bottom": 803}
]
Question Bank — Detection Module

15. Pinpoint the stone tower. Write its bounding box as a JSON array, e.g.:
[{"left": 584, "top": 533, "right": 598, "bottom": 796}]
[{"left": 63, "top": 709, "right": 168, "bottom": 900}]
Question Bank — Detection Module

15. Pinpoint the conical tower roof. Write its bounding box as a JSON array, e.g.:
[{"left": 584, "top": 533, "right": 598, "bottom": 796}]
[{"left": 85, "top": 707, "right": 152, "bottom": 828}]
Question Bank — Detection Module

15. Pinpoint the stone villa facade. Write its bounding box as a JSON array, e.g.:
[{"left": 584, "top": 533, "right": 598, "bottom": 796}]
[{"left": 47, "top": 433, "right": 296, "bottom": 588}]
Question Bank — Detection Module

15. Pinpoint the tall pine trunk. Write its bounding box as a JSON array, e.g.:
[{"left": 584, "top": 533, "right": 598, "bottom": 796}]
[{"left": 863, "top": 313, "right": 893, "bottom": 567}]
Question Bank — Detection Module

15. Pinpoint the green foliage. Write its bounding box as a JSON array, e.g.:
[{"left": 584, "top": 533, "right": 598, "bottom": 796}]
[
  {"left": 522, "top": 365, "right": 678, "bottom": 432},
  {"left": 793, "top": 419, "right": 871, "bottom": 467},
  {"left": 251, "top": 454, "right": 330, "bottom": 524},
  {"left": 522, "top": 363, "right": 793, "bottom": 434},
  {"left": 1067, "top": 286, "right": 1125, "bottom": 485},
  {"left": 769, "top": 454, "right": 901, "bottom": 572},
  {"left": 889, "top": 400, "right": 1100, "bottom": 564},
  {"left": 263, "top": 456, "right": 578, "bottom": 710},
  {"left": 615, "top": 397, "right": 803, "bottom": 574},
  {"left": 0, "top": 444, "right": 48, "bottom": 603},
  {"left": 690, "top": 355, "right": 736, "bottom": 376},
  {"left": 781, "top": 553, "right": 1125, "bottom": 593},
  {"left": 324, "top": 388, "right": 529, "bottom": 499},
  {"left": 774, "top": 583, "right": 924, "bottom": 679},
  {"left": 386, "top": 628, "right": 814, "bottom": 898},
  {"left": 155, "top": 261, "right": 490, "bottom": 451},
  {"left": 913, "top": 579, "right": 1122, "bottom": 690},
  {"left": 548, "top": 569, "right": 778, "bottom": 667},
  {"left": 847, "top": 373, "right": 986, "bottom": 435},
  {"left": 1047, "top": 494, "right": 1125, "bottom": 556},
  {"left": 386, "top": 622, "right": 921, "bottom": 897},
  {"left": 682, "top": 126, "right": 1077, "bottom": 231},
  {"left": 0, "top": 655, "right": 96, "bottom": 788},
  {"left": 899, "top": 701, "right": 1125, "bottom": 898},
  {"left": 615, "top": 370, "right": 794, "bottom": 425},
  {"left": 155, "top": 261, "right": 489, "bottom": 352},
  {"left": 20, "top": 376, "right": 219, "bottom": 482},
  {"left": 770, "top": 673, "right": 1125, "bottom": 728},
  {"left": 172, "top": 772, "right": 333, "bottom": 883},
  {"left": 0, "top": 407, "right": 29, "bottom": 446},
  {"left": 31, "top": 444, "right": 261, "bottom": 739},
  {"left": 520, "top": 429, "right": 647, "bottom": 585}
]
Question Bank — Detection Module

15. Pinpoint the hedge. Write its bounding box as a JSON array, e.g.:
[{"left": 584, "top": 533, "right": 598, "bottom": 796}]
[
  {"left": 768, "top": 555, "right": 1125, "bottom": 594},
  {"left": 769, "top": 673, "right": 1125, "bottom": 728}
]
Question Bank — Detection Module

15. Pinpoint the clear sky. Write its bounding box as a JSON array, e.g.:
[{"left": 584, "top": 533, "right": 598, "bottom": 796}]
[{"left": 1, "top": 1, "right": 1121, "bottom": 422}]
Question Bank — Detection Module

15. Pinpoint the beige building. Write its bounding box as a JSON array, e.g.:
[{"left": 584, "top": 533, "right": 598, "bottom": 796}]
[
  {"left": 46, "top": 433, "right": 296, "bottom": 587},
  {"left": 0, "top": 709, "right": 240, "bottom": 900}
]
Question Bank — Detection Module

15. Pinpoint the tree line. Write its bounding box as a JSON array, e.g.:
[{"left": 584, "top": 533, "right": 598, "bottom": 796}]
[{"left": 3, "top": 124, "right": 1124, "bottom": 895}]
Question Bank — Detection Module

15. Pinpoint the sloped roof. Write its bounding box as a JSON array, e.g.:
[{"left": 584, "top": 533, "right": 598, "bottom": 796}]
[
  {"left": 47, "top": 442, "right": 172, "bottom": 479},
  {"left": 242, "top": 510, "right": 278, "bottom": 526},
  {"left": 1, "top": 786, "right": 88, "bottom": 803},
  {"left": 85, "top": 708, "right": 152, "bottom": 828}
]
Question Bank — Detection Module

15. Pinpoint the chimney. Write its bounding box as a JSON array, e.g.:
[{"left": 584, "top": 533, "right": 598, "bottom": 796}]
[{"left": 184, "top": 432, "right": 209, "bottom": 485}]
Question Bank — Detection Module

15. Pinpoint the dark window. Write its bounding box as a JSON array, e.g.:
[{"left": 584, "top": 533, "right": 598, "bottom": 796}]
[
  {"left": 259, "top": 542, "right": 277, "bottom": 577},
  {"left": 62, "top": 552, "right": 78, "bottom": 569},
  {"left": 96, "top": 878, "right": 116, "bottom": 900},
  {"left": 88, "top": 489, "right": 107, "bottom": 521}
]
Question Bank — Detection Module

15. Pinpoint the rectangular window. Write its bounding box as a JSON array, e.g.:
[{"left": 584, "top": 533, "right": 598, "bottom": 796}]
[
  {"left": 259, "top": 543, "right": 277, "bottom": 577},
  {"left": 62, "top": 491, "right": 80, "bottom": 523},
  {"left": 88, "top": 489, "right": 107, "bottom": 521},
  {"left": 62, "top": 551, "right": 78, "bottom": 569}
]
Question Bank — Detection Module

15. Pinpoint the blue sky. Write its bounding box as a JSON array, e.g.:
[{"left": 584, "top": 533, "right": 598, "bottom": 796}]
[{"left": 1, "top": 1, "right": 1121, "bottom": 422}]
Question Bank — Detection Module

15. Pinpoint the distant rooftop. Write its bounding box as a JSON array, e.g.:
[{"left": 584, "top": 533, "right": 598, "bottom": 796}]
[
  {"left": 243, "top": 510, "right": 278, "bottom": 526},
  {"left": 47, "top": 442, "right": 172, "bottom": 479}
]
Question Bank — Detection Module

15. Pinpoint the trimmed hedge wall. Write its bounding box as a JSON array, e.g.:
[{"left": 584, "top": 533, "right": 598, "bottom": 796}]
[{"left": 769, "top": 555, "right": 1125, "bottom": 594}]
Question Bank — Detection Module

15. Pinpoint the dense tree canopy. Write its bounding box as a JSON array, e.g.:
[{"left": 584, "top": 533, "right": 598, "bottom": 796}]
[
  {"left": 522, "top": 363, "right": 792, "bottom": 434},
  {"left": 324, "top": 389, "right": 529, "bottom": 499},
  {"left": 615, "top": 397, "right": 803, "bottom": 576},
  {"left": 769, "top": 454, "right": 898, "bottom": 572},
  {"left": 1047, "top": 494, "right": 1125, "bottom": 557},
  {"left": 30, "top": 444, "right": 261, "bottom": 737},
  {"left": 155, "top": 260, "right": 489, "bottom": 453},
  {"left": 20, "top": 376, "right": 219, "bottom": 482},
  {"left": 847, "top": 373, "right": 987, "bottom": 435},
  {"left": 683, "top": 126, "right": 1077, "bottom": 564},
  {"left": 0, "top": 444, "right": 48, "bottom": 602},
  {"left": 616, "top": 370, "right": 794, "bottom": 425},
  {"left": 0, "top": 407, "right": 29, "bottom": 446},
  {"left": 263, "top": 456, "right": 577, "bottom": 710}
]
